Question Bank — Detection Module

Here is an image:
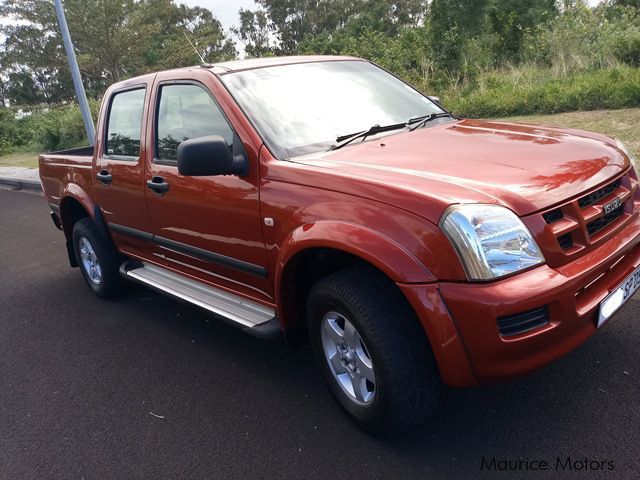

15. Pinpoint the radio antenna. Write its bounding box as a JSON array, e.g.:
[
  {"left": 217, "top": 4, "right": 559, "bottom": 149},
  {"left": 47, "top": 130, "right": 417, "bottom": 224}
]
[{"left": 183, "top": 32, "right": 206, "bottom": 64}]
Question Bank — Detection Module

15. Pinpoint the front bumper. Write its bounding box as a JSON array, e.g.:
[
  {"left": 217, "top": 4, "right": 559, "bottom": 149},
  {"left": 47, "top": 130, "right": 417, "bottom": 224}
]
[{"left": 400, "top": 212, "right": 640, "bottom": 387}]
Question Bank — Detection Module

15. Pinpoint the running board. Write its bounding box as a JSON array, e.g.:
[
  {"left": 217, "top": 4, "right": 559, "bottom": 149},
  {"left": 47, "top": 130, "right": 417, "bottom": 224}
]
[{"left": 120, "top": 261, "right": 280, "bottom": 339}]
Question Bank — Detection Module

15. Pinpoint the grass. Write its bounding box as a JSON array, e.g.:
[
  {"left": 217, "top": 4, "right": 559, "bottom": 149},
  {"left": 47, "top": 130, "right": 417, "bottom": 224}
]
[
  {"left": 0, "top": 151, "right": 40, "bottom": 169},
  {"left": 503, "top": 107, "right": 640, "bottom": 160}
]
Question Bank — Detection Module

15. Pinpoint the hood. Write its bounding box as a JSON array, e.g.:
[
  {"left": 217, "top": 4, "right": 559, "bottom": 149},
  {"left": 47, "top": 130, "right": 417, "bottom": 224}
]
[{"left": 289, "top": 119, "right": 629, "bottom": 221}]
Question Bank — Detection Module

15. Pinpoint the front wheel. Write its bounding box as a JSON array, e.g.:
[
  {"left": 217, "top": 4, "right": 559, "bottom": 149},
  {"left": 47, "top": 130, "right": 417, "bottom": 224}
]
[{"left": 307, "top": 267, "right": 441, "bottom": 434}]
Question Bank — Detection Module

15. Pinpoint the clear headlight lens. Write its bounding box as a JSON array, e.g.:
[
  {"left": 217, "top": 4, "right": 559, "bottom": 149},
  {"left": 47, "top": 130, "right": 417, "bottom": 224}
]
[
  {"left": 616, "top": 139, "right": 639, "bottom": 177},
  {"left": 441, "top": 204, "right": 545, "bottom": 281}
]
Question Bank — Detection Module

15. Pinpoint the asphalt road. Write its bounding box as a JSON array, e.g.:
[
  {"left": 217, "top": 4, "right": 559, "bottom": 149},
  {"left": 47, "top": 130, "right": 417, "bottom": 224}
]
[{"left": 1, "top": 187, "right": 639, "bottom": 480}]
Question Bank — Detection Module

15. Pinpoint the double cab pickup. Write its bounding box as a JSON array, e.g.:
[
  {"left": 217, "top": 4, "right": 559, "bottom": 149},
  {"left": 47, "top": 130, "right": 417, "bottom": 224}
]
[{"left": 40, "top": 56, "right": 640, "bottom": 433}]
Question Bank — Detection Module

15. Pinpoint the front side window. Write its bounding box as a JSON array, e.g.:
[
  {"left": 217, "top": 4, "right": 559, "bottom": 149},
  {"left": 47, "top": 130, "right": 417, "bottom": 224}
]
[
  {"left": 156, "top": 83, "right": 234, "bottom": 163},
  {"left": 221, "top": 60, "right": 446, "bottom": 159},
  {"left": 105, "top": 88, "right": 145, "bottom": 158}
]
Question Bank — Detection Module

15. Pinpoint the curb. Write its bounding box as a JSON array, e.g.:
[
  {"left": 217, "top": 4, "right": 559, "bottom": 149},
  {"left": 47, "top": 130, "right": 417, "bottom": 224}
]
[{"left": 0, "top": 176, "right": 42, "bottom": 192}]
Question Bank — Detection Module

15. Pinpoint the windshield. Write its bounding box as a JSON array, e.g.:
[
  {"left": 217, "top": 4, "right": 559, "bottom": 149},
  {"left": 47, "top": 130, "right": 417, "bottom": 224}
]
[{"left": 220, "top": 60, "right": 446, "bottom": 158}]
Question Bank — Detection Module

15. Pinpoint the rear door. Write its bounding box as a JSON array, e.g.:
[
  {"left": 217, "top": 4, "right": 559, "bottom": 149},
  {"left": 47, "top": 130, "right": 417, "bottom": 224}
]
[
  {"left": 94, "top": 78, "right": 156, "bottom": 260},
  {"left": 143, "top": 71, "right": 272, "bottom": 303}
]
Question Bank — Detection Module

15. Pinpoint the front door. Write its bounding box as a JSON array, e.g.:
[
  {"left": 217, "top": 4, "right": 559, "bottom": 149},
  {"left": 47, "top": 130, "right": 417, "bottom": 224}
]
[{"left": 143, "top": 73, "right": 272, "bottom": 303}]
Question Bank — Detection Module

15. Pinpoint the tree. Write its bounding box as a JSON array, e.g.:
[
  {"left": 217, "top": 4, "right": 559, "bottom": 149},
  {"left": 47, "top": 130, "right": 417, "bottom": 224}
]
[
  {"left": 0, "top": 0, "right": 139, "bottom": 95},
  {"left": 0, "top": 77, "right": 6, "bottom": 106},
  {"left": 611, "top": 0, "right": 639, "bottom": 8},
  {"left": 248, "top": 0, "right": 365, "bottom": 54},
  {"left": 130, "top": 0, "right": 236, "bottom": 71},
  {"left": 358, "top": 0, "right": 426, "bottom": 35},
  {"left": 488, "top": 0, "right": 558, "bottom": 62},
  {"left": 428, "top": 0, "right": 490, "bottom": 74},
  {"left": 241, "top": 0, "right": 427, "bottom": 54},
  {"left": 232, "top": 8, "right": 275, "bottom": 58},
  {"left": 0, "top": 0, "right": 237, "bottom": 104}
]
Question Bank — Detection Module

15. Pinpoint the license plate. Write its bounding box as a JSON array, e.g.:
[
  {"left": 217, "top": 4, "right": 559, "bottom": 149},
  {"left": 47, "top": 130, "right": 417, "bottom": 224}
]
[{"left": 598, "top": 265, "right": 640, "bottom": 327}]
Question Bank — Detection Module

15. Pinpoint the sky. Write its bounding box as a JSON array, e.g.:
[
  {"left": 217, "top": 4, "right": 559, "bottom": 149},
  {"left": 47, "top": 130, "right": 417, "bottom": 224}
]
[{"left": 180, "top": 0, "right": 258, "bottom": 32}]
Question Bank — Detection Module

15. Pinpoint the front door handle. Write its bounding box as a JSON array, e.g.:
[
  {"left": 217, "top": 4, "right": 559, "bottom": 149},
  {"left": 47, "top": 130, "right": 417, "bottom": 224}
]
[
  {"left": 96, "top": 169, "right": 113, "bottom": 185},
  {"left": 146, "top": 176, "right": 170, "bottom": 194}
]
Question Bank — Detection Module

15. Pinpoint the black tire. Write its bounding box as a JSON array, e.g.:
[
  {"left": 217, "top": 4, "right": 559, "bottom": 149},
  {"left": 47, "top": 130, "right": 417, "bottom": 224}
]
[
  {"left": 307, "top": 266, "right": 441, "bottom": 434},
  {"left": 72, "top": 217, "right": 126, "bottom": 298}
]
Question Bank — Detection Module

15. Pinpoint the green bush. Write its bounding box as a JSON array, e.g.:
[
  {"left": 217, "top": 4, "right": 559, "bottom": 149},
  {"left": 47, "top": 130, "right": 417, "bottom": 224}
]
[
  {"left": 0, "top": 108, "right": 20, "bottom": 155},
  {"left": 441, "top": 66, "right": 640, "bottom": 118},
  {"left": 523, "top": 4, "right": 640, "bottom": 74},
  {"left": 1, "top": 100, "right": 100, "bottom": 154},
  {"left": 295, "top": 2, "right": 640, "bottom": 120},
  {"left": 613, "top": 30, "right": 640, "bottom": 67}
]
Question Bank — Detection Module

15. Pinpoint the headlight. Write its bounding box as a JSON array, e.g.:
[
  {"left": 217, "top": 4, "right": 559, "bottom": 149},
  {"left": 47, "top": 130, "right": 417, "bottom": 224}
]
[
  {"left": 616, "top": 139, "right": 639, "bottom": 177},
  {"left": 441, "top": 204, "right": 545, "bottom": 281}
]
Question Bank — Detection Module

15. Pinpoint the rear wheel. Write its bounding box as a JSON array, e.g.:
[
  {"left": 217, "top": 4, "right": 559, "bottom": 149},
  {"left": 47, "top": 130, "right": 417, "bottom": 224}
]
[
  {"left": 72, "top": 218, "right": 126, "bottom": 298},
  {"left": 307, "top": 266, "right": 441, "bottom": 434}
]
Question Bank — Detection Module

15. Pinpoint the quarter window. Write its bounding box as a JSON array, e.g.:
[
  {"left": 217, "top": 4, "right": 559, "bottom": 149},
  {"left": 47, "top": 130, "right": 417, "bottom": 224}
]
[
  {"left": 156, "top": 84, "right": 234, "bottom": 163},
  {"left": 105, "top": 88, "right": 145, "bottom": 159}
]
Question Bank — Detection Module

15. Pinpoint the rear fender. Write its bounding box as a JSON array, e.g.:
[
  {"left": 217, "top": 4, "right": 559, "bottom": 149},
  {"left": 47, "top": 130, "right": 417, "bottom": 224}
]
[
  {"left": 59, "top": 184, "right": 111, "bottom": 266},
  {"left": 59, "top": 183, "right": 96, "bottom": 236}
]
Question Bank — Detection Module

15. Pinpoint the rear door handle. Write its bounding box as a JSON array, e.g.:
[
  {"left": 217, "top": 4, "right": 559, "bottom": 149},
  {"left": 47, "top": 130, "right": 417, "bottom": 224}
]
[
  {"left": 96, "top": 170, "right": 113, "bottom": 185},
  {"left": 146, "top": 176, "right": 170, "bottom": 194}
]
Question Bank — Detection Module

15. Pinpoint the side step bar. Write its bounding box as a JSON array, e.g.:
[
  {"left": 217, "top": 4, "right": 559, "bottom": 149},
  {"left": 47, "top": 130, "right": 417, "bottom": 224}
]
[{"left": 120, "top": 261, "right": 280, "bottom": 339}]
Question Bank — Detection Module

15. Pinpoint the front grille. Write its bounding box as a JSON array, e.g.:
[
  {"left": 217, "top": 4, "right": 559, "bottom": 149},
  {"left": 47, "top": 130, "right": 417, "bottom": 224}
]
[
  {"left": 543, "top": 209, "right": 563, "bottom": 224},
  {"left": 558, "top": 233, "right": 573, "bottom": 250},
  {"left": 587, "top": 206, "right": 624, "bottom": 236},
  {"left": 497, "top": 307, "right": 549, "bottom": 337},
  {"left": 578, "top": 180, "right": 620, "bottom": 208},
  {"left": 536, "top": 173, "right": 635, "bottom": 264}
]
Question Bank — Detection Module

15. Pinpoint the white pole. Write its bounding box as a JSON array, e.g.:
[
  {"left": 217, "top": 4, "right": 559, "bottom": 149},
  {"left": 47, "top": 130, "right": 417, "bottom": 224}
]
[{"left": 53, "top": 0, "right": 96, "bottom": 145}]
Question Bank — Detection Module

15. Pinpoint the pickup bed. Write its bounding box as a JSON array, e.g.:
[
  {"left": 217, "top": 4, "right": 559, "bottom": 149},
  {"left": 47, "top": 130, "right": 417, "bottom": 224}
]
[{"left": 40, "top": 56, "right": 640, "bottom": 433}]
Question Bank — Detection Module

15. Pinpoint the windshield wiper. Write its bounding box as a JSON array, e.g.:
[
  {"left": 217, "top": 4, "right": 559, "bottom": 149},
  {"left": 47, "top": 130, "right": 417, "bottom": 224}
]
[
  {"left": 330, "top": 122, "right": 408, "bottom": 151},
  {"left": 407, "top": 112, "right": 456, "bottom": 132},
  {"left": 329, "top": 112, "right": 458, "bottom": 151}
]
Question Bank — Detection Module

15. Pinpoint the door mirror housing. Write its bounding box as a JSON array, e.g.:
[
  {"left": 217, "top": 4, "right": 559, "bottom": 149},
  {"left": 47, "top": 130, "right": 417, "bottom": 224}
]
[
  {"left": 428, "top": 96, "right": 441, "bottom": 105},
  {"left": 177, "top": 135, "right": 247, "bottom": 177}
]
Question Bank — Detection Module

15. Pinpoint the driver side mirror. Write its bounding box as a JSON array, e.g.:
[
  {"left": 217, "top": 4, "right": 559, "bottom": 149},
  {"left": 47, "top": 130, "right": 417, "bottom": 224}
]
[
  {"left": 177, "top": 135, "right": 247, "bottom": 177},
  {"left": 428, "top": 96, "right": 442, "bottom": 105}
]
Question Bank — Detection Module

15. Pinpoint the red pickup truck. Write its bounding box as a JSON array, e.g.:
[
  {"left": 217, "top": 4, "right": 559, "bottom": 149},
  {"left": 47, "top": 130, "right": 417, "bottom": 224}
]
[{"left": 40, "top": 56, "right": 640, "bottom": 433}]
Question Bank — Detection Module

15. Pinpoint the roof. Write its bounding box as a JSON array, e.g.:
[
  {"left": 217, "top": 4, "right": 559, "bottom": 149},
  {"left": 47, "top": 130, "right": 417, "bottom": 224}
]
[
  {"left": 206, "top": 55, "right": 362, "bottom": 74},
  {"left": 107, "top": 56, "right": 364, "bottom": 91}
]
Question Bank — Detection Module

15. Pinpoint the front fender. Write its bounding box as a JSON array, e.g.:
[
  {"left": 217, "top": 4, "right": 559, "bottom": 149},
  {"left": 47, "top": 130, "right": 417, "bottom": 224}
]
[{"left": 275, "top": 220, "right": 436, "bottom": 289}]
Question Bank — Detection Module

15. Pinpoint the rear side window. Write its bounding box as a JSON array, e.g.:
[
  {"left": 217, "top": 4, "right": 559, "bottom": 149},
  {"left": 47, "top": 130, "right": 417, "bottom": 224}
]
[
  {"left": 156, "top": 83, "right": 233, "bottom": 163},
  {"left": 105, "top": 88, "right": 146, "bottom": 159}
]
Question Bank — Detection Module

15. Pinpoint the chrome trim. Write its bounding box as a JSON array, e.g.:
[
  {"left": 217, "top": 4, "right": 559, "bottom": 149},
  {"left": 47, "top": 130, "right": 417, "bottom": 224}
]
[{"left": 122, "top": 262, "right": 275, "bottom": 328}]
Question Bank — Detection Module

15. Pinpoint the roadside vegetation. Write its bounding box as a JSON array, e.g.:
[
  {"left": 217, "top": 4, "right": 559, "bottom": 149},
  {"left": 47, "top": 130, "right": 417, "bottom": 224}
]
[
  {"left": 505, "top": 108, "right": 640, "bottom": 158},
  {"left": 0, "top": 0, "right": 638, "bottom": 160},
  {"left": 444, "top": 66, "right": 640, "bottom": 118},
  {"left": 2, "top": 108, "right": 637, "bottom": 170},
  {"left": 0, "top": 151, "right": 39, "bottom": 169}
]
